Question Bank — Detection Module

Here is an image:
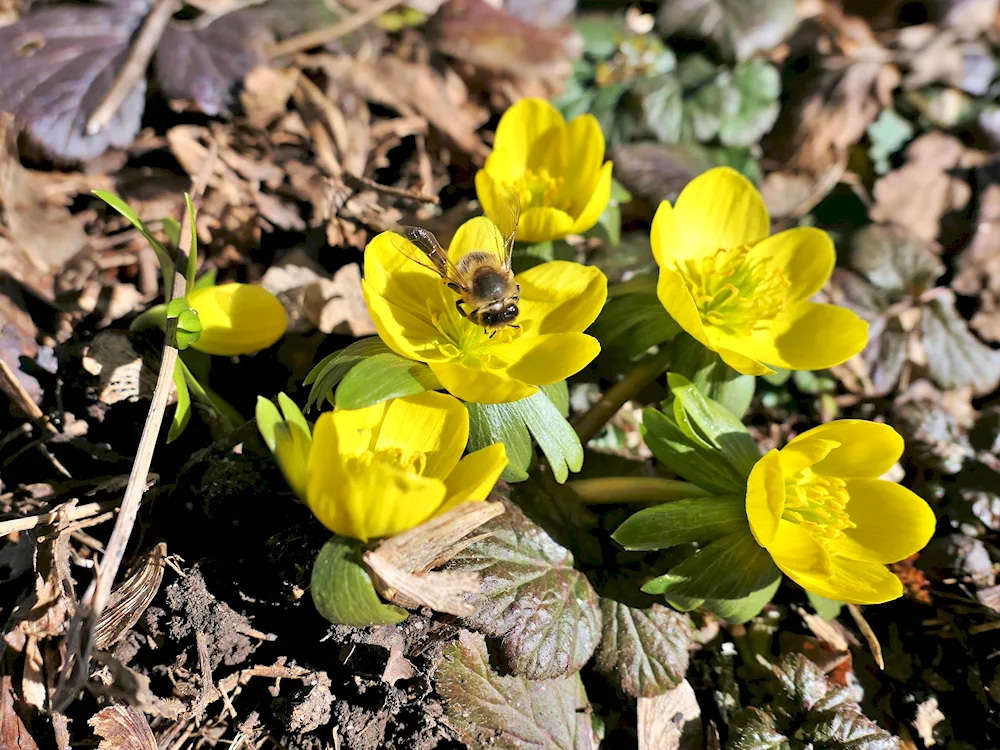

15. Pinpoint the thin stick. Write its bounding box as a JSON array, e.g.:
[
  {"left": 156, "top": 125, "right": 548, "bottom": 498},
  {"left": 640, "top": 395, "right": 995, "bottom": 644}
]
[
  {"left": 0, "top": 497, "right": 129, "bottom": 536},
  {"left": 266, "top": 0, "right": 406, "bottom": 58},
  {"left": 343, "top": 172, "right": 440, "bottom": 205},
  {"left": 0, "top": 359, "right": 72, "bottom": 477},
  {"left": 573, "top": 346, "right": 672, "bottom": 445},
  {"left": 847, "top": 603, "right": 885, "bottom": 670},
  {"left": 86, "top": 0, "right": 180, "bottom": 135}
]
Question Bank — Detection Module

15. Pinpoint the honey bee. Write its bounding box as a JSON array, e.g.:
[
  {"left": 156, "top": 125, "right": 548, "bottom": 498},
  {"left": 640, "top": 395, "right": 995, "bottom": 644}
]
[{"left": 392, "top": 193, "right": 521, "bottom": 334}]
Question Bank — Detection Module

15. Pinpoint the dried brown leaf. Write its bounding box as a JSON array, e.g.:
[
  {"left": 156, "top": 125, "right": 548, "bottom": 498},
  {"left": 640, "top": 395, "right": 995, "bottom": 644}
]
[
  {"left": 1, "top": 675, "right": 39, "bottom": 750},
  {"left": 240, "top": 65, "right": 299, "bottom": 129},
  {"left": 911, "top": 696, "right": 945, "bottom": 746},
  {"left": 637, "top": 680, "right": 702, "bottom": 750},
  {"left": 94, "top": 543, "right": 167, "bottom": 650},
  {"left": 89, "top": 703, "right": 156, "bottom": 750},
  {"left": 82, "top": 331, "right": 163, "bottom": 406},
  {"left": 302, "top": 263, "right": 376, "bottom": 336}
]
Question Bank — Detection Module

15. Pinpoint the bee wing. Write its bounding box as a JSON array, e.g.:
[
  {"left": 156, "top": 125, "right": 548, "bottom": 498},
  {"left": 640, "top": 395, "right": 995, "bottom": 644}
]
[
  {"left": 482, "top": 185, "right": 521, "bottom": 272},
  {"left": 392, "top": 226, "right": 470, "bottom": 290}
]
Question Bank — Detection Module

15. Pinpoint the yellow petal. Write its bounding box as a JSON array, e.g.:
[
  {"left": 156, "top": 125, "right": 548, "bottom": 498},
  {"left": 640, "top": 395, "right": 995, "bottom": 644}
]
[
  {"left": 498, "top": 332, "right": 601, "bottom": 385},
  {"left": 783, "top": 555, "right": 903, "bottom": 605},
  {"left": 742, "top": 302, "right": 869, "bottom": 371},
  {"left": 448, "top": 215, "right": 507, "bottom": 266},
  {"left": 766, "top": 519, "right": 833, "bottom": 580},
  {"left": 656, "top": 267, "right": 712, "bottom": 349},
  {"left": 375, "top": 392, "right": 469, "bottom": 479},
  {"left": 517, "top": 261, "right": 608, "bottom": 334},
  {"left": 475, "top": 169, "right": 516, "bottom": 236},
  {"left": 491, "top": 97, "right": 565, "bottom": 174},
  {"left": 569, "top": 160, "right": 613, "bottom": 235},
  {"left": 273, "top": 421, "right": 311, "bottom": 500},
  {"left": 364, "top": 231, "right": 448, "bottom": 321},
  {"left": 518, "top": 206, "right": 576, "bottom": 243},
  {"left": 672, "top": 167, "right": 770, "bottom": 258},
  {"left": 795, "top": 420, "right": 904, "bottom": 479},
  {"left": 362, "top": 281, "right": 445, "bottom": 362},
  {"left": 716, "top": 346, "right": 773, "bottom": 376},
  {"left": 752, "top": 227, "right": 835, "bottom": 302},
  {"left": 651, "top": 199, "right": 682, "bottom": 267},
  {"left": 745, "top": 449, "right": 785, "bottom": 547},
  {"left": 188, "top": 283, "right": 287, "bottom": 356},
  {"left": 534, "top": 113, "right": 605, "bottom": 204},
  {"left": 327, "top": 401, "right": 388, "bottom": 455},
  {"left": 481, "top": 146, "right": 526, "bottom": 186},
  {"left": 829, "top": 479, "right": 936, "bottom": 564},
  {"left": 778, "top": 437, "right": 840, "bottom": 477},
  {"left": 428, "top": 360, "right": 537, "bottom": 403},
  {"left": 441, "top": 442, "right": 508, "bottom": 511}
]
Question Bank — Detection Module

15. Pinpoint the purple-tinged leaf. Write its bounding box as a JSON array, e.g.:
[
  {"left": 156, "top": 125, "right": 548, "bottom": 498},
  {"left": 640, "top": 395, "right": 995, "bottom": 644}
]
[{"left": 0, "top": 6, "right": 147, "bottom": 161}]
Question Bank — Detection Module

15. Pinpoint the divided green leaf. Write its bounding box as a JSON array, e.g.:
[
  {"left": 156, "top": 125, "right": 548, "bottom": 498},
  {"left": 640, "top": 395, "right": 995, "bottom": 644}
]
[
  {"left": 435, "top": 630, "right": 598, "bottom": 750},
  {"left": 612, "top": 495, "right": 748, "bottom": 551},
  {"left": 335, "top": 353, "right": 442, "bottom": 410},
  {"left": 588, "top": 274, "right": 680, "bottom": 360},
  {"left": 595, "top": 600, "right": 692, "bottom": 697},
  {"left": 448, "top": 503, "right": 602, "bottom": 680},
  {"left": 304, "top": 337, "right": 395, "bottom": 410},
  {"left": 670, "top": 334, "right": 755, "bottom": 418}
]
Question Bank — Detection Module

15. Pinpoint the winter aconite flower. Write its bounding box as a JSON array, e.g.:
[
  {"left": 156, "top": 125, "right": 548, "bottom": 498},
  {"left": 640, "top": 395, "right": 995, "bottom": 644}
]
[
  {"left": 363, "top": 217, "right": 607, "bottom": 403},
  {"left": 746, "top": 420, "right": 936, "bottom": 604},
  {"left": 256, "top": 391, "right": 508, "bottom": 541},
  {"left": 187, "top": 283, "right": 287, "bottom": 356},
  {"left": 652, "top": 167, "right": 868, "bottom": 375},
  {"left": 475, "top": 98, "right": 613, "bottom": 243}
]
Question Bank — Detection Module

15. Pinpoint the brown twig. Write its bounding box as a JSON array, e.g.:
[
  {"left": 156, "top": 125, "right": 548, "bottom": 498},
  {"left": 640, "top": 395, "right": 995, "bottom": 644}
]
[
  {"left": 0, "top": 359, "right": 72, "bottom": 478},
  {"left": 54, "top": 142, "right": 219, "bottom": 712},
  {"left": 266, "top": 0, "right": 406, "bottom": 58},
  {"left": 86, "top": 0, "right": 180, "bottom": 135},
  {"left": 343, "top": 172, "right": 440, "bottom": 205}
]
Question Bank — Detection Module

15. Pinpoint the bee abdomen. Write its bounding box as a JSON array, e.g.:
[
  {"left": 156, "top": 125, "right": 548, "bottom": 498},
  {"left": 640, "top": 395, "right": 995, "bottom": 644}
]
[{"left": 471, "top": 267, "right": 508, "bottom": 299}]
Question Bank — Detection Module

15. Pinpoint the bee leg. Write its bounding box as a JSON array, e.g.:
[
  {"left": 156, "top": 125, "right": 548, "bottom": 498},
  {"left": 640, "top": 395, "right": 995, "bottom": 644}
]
[
  {"left": 447, "top": 282, "right": 462, "bottom": 293},
  {"left": 508, "top": 324, "right": 521, "bottom": 330},
  {"left": 488, "top": 329, "right": 496, "bottom": 338},
  {"left": 455, "top": 300, "right": 468, "bottom": 319}
]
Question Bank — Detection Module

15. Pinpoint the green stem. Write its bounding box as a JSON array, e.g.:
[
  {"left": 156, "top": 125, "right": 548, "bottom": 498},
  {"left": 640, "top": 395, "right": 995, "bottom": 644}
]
[
  {"left": 568, "top": 476, "right": 710, "bottom": 505},
  {"left": 130, "top": 303, "right": 168, "bottom": 334},
  {"left": 573, "top": 345, "right": 672, "bottom": 445}
]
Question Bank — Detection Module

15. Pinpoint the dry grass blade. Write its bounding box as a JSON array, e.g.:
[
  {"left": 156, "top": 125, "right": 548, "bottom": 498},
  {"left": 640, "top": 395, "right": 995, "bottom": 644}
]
[
  {"left": 847, "top": 603, "right": 885, "bottom": 670},
  {"left": 88, "top": 703, "right": 156, "bottom": 750},
  {"left": 94, "top": 542, "right": 167, "bottom": 649}
]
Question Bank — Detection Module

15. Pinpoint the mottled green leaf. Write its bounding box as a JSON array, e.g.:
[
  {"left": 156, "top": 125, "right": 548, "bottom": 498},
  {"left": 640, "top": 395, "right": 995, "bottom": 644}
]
[
  {"left": 922, "top": 295, "right": 1000, "bottom": 396},
  {"left": 720, "top": 59, "right": 781, "bottom": 147},
  {"left": 867, "top": 109, "right": 914, "bottom": 174},
  {"left": 448, "top": 503, "right": 602, "bottom": 679},
  {"left": 657, "top": 0, "right": 798, "bottom": 61},
  {"left": 435, "top": 630, "right": 598, "bottom": 750},
  {"left": 595, "top": 600, "right": 692, "bottom": 697},
  {"left": 727, "top": 708, "right": 790, "bottom": 750}
]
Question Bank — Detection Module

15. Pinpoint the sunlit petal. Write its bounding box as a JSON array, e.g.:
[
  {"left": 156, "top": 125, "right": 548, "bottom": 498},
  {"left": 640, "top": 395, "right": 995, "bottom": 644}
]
[
  {"left": 518, "top": 206, "right": 576, "bottom": 244},
  {"left": 517, "top": 261, "right": 608, "bottom": 334},
  {"left": 656, "top": 267, "right": 711, "bottom": 349},
  {"left": 743, "top": 302, "right": 869, "bottom": 371},
  {"left": 375, "top": 392, "right": 469, "bottom": 479},
  {"left": 746, "top": 449, "right": 785, "bottom": 546},
  {"left": 672, "top": 167, "right": 769, "bottom": 257},
  {"left": 783, "top": 555, "right": 903, "bottom": 605},
  {"left": 497, "top": 332, "right": 601, "bottom": 385},
  {"left": 428, "top": 360, "right": 537, "bottom": 404},
  {"left": 767, "top": 519, "right": 833, "bottom": 580},
  {"left": 448, "top": 215, "right": 508, "bottom": 266},
  {"left": 362, "top": 281, "right": 446, "bottom": 362},
  {"left": 491, "top": 97, "right": 565, "bottom": 173},
  {"left": 441, "top": 443, "right": 508, "bottom": 511},
  {"left": 188, "top": 283, "right": 287, "bottom": 356},
  {"left": 778, "top": 437, "right": 840, "bottom": 477},
  {"left": 752, "top": 227, "right": 835, "bottom": 302},
  {"left": 569, "top": 161, "right": 613, "bottom": 236},
  {"left": 651, "top": 199, "right": 682, "bottom": 267},
  {"left": 795, "top": 420, "right": 904, "bottom": 479}
]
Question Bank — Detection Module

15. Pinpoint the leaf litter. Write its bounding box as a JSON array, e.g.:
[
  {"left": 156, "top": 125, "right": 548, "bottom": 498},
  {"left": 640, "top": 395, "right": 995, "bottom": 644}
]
[{"left": 3, "top": 0, "right": 1000, "bottom": 747}]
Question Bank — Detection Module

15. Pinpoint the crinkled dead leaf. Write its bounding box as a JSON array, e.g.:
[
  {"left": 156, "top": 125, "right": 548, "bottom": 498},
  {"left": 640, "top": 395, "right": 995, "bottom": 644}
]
[
  {"left": 656, "top": 0, "right": 797, "bottom": 61},
  {"left": 239, "top": 65, "right": 299, "bottom": 129},
  {"left": 94, "top": 543, "right": 167, "bottom": 650},
  {"left": 82, "top": 331, "right": 163, "bottom": 405},
  {"left": 1, "top": 676, "right": 39, "bottom": 750},
  {"left": 154, "top": 13, "right": 264, "bottom": 117},
  {"left": 448, "top": 502, "right": 602, "bottom": 680},
  {"left": 0, "top": 5, "right": 146, "bottom": 161},
  {"left": 89, "top": 703, "right": 156, "bottom": 750},
  {"left": 595, "top": 600, "right": 692, "bottom": 698},
  {"left": 869, "top": 132, "right": 973, "bottom": 242},
  {"left": 434, "top": 630, "right": 598, "bottom": 750},
  {"left": 638, "top": 680, "right": 702, "bottom": 750}
]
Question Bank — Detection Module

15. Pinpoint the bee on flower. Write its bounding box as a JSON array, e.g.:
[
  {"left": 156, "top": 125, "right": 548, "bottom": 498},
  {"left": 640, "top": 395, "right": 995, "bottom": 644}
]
[
  {"left": 651, "top": 167, "right": 868, "bottom": 375},
  {"left": 256, "top": 391, "right": 507, "bottom": 541}
]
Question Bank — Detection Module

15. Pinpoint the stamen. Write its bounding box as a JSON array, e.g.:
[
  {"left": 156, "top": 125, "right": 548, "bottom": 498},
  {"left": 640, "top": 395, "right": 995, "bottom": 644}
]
[
  {"left": 348, "top": 447, "right": 427, "bottom": 476},
  {"left": 513, "top": 168, "right": 569, "bottom": 211},
  {"left": 782, "top": 472, "right": 856, "bottom": 547}
]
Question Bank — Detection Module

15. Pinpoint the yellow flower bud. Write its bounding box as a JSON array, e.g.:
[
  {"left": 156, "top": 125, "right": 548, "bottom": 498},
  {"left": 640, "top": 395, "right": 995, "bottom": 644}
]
[{"left": 187, "top": 283, "right": 287, "bottom": 356}]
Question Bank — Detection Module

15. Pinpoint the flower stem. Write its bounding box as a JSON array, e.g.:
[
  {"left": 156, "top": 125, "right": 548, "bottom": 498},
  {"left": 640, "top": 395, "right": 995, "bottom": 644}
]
[
  {"left": 573, "top": 346, "right": 672, "bottom": 445},
  {"left": 568, "top": 477, "right": 709, "bottom": 504}
]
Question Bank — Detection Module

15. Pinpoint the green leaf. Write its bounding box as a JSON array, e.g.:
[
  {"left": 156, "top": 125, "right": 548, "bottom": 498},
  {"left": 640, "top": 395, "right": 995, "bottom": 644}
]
[
  {"left": 720, "top": 59, "right": 781, "bottom": 147},
  {"left": 192, "top": 268, "right": 217, "bottom": 291},
  {"left": 667, "top": 373, "right": 759, "bottom": 478},
  {"left": 656, "top": 0, "right": 798, "bottom": 61},
  {"left": 867, "top": 108, "right": 914, "bottom": 174},
  {"left": 467, "top": 388, "right": 583, "bottom": 484},
  {"left": 167, "top": 362, "right": 192, "bottom": 443},
  {"left": 304, "top": 337, "right": 394, "bottom": 410},
  {"left": 610, "top": 177, "right": 632, "bottom": 203},
  {"left": 594, "top": 600, "right": 692, "bottom": 697},
  {"left": 806, "top": 592, "right": 843, "bottom": 620},
  {"left": 311, "top": 536, "right": 407, "bottom": 627},
  {"left": 850, "top": 224, "right": 942, "bottom": 294},
  {"left": 434, "top": 630, "right": 597, "bottom": 750},
  {"left": 334, "top": 353, "right": 442, "bottom": 410},
  {"left": 642, "top": 530, "right": 781, "bottom": 623},
  {"left": 541, "top": 380, "right": 570, "bottom": 417},
  {"left": 612, "top": 496, "right": 749, "bottom": 551},
  {"left": 183, "top": 193, "right": 198, "bottom": 291},
  {"left": 639, "top": 74, "right": 684, "bottom": 144},
  {"left": 640, "top": 407, "right": 748, "bottom": 494},
  {"left": 594, "top": 200, "right": 622, "bottom": 246},
  {"left": 727, "top": 708, "right": 790, "bottom": 750},
  {"left": 448, "top": 503, "right": 602, "bottom": 679},
  {"left": 94, "top": 190, "right": 175, "bottom": 298},
  {"left": 922, "top": 295, "right": 1000, "bottom": 395},
  {"left": 669, "top": 334, "right": 755, "bottom": 417},
  {"left": 161, "top": 217, "right": 181, "bottom": 248},
  {"left": 589, "top": 274, "right": 680, "bottom": 359}
]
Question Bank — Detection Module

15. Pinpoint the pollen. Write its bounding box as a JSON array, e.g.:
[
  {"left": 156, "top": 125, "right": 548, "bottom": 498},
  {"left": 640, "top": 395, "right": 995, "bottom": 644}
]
[
  {"left": 782, "top": 473, "right": 856, "bottom": 543},
  {"left": 513, "top": 168, "right": 569, "bottom": 211},
  {"left": 679, "top": 246, "right": 791, "bottom": 334},
  {"left": 348, "top": 447, "right": 427, "bottom": 476}
]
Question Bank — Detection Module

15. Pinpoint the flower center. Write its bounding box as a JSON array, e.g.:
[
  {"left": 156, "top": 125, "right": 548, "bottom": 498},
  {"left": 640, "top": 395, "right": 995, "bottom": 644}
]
[
  {"left": 679, "top": 246, "right": 791, "bottom": 334},
  {"left": 348, "top": 447, "right": 426, "bottom": 476},
  {"left": 513, "top": 168, "right": 569, "bottom": 211},
  {"left": 782, "top": 474, "right": 856, "bottom": 544},
  {"left": 429, "top": 308, "right": 522, "bottom": 369}
]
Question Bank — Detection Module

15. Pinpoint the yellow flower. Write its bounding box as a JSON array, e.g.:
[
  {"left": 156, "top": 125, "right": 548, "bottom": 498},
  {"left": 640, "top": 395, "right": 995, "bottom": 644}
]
[
  {"left": 362, "top": 216, "right": 607, "bottom": 403},
  {"left": 299, "top": 392, "right": 506, "bottom": 541},
  {"left": 256, "top": 393, "right": 312, "bottom": 500},
  {"left": 475, "top": 98, "right": 613, "bottom": 243},
  {"left": 187, "top": 283, "right": 287, "bottom": 356},
  {"left": 745, "top": 420, "right": 936, "bottom": 604},
  {"left": 651, "top": 167, "right": 868, "bottom": 375}
]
